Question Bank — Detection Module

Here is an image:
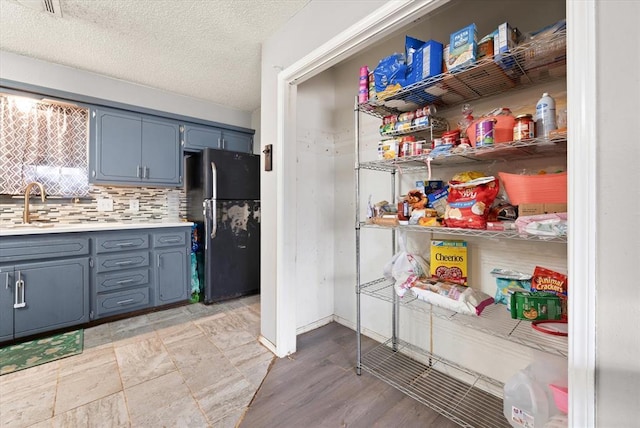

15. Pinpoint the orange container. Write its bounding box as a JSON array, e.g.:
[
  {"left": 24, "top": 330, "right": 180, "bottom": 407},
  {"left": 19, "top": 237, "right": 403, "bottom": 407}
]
[
  {"left": 466, "top": 115, "right": 516, "bottom": 147},
  {"left": 499, "top": 171, "right": 567, "bottom": 205}
]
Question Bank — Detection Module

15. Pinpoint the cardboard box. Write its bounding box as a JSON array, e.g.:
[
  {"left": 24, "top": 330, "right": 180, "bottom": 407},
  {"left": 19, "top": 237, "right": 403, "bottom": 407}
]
[
  {"left": 430, "top": 240, "right": 468, "bottom": 285},
  {"left": 494, "top": 23, "right": 522, "bottom": 77},
  {"left": 377, "top": 139, "right": 399, "bottom": 160},
  {"left": 407, "top": 39, "right": 443, "bottom": 84},
  {"left": 518, "top": 203, "right": 567, "bottom": 217},
  {"left": 448, "top": 24, "right": 477, "bottom": 72}
]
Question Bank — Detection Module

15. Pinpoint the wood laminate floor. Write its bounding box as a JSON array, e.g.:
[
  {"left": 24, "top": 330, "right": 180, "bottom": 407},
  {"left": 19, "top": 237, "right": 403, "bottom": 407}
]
[{"left": 240, "top": 322, "right": 460, "bottom": 428}]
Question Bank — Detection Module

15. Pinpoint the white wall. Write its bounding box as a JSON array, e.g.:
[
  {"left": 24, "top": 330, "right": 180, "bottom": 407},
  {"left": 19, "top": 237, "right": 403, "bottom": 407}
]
[
  {"left": 0, "top": 51, "right": 252, "bottom": 128},
  {"left": 259, "top": 0, "right": 389, "bottom": 348},
  {"left": 595, "top": 1, "right": 640, "bottom": 426}
]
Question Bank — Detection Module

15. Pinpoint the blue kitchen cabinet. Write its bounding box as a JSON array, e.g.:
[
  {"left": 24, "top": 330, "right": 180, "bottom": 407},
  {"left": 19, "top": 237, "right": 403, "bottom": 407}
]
[
  {"left": 0, "top": 235, "right": 90, "bottom": 342},
  {"left": 182, "top": 123, "right": 222, "bottom": 151},
  {"left": 182, "top": 123, "right": 253, "bottom": 153},
  {"left": 153, "top": 229, "right": 189, "bottom": 306},
  {"left": 90, "top": 107, "right": 182, "bottom": 186}
]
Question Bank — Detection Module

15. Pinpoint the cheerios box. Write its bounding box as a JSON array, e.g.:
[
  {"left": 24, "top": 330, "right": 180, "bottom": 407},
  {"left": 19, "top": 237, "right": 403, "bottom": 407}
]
[{"left": 430, "top": 240, "right": 468, "bottom": 285}]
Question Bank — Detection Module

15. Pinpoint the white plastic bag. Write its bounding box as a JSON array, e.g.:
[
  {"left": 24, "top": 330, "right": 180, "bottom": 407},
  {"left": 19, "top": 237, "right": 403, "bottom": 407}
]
[{"left": 383, "top": 232, "right": 430, "bottom": 297}]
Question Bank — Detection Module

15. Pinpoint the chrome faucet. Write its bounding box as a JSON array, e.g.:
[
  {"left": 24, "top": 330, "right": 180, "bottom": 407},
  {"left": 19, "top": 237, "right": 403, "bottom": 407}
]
[{"left": 23, "top": 181, "right": 46, "bottom": 224}]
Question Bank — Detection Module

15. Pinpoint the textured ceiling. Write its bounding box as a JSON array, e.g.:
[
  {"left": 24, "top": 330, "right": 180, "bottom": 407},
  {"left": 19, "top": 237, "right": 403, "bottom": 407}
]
[{"left": 0, "top": 0, "right": 310, "bottom": 112}]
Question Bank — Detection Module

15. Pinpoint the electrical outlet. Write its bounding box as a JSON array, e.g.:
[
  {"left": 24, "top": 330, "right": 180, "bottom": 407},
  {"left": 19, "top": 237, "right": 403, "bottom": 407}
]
[
  {"left": 97, "top": 198, "right": 114, "bottom": 212},
  {"left": 129, "top": 199, "right": 139, "bottom": 212}
]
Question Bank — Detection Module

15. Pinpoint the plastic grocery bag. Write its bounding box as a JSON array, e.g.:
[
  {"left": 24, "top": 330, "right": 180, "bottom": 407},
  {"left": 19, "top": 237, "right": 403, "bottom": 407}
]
[{"left": 383, "top": 232, "right": 430, "bottom": 297}]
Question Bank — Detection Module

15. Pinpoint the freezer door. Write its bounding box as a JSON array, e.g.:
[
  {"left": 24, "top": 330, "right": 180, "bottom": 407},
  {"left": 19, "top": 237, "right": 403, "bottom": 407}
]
[
  {"left": 203, "top": 200, "right": 260, "bottom": 303},
  {"left": 203, "top": 149, "right": 260, "bottom": 200}
]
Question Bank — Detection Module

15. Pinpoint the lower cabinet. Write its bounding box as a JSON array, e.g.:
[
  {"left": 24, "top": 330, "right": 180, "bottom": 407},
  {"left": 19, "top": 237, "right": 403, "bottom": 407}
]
[
  {"left": 91, "top": 226, "right": 190, "bottom": 321},
  {"left": 0, "top": 233, "right": 90, "bottom": 342},
  {"left": 0, "top": 226, "right": 191, "bottom": 343}
]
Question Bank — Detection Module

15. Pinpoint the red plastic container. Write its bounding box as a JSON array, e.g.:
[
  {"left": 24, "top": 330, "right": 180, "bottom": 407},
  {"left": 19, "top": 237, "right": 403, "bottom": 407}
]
[
  {"left": 499, "top": 171, "right": 567, "bottom": 205},
  {"left": 549, "top": 384, "right": 568, "bottom": 414},
  {"left": 466, "top": 115, "right": 516, "bottom": 147}
]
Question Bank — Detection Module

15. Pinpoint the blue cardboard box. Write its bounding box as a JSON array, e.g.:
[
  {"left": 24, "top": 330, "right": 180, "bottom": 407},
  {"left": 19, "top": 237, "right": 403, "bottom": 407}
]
[
  {"left": 448, "top": 24, "right": 478, "bottom": 72},
  {"left": 407, "top": 39, "right": 444, "bottom": 84}
]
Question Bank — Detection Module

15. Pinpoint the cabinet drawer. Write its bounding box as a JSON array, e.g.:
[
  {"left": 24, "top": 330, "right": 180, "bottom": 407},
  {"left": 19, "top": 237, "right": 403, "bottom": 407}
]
[
  {"left": 95, "top": 251, "right": 149, "bottom": 273},
  {"left": 95, "top": 287, "right": 150, "bottom": 318},
  {"left": 94, "top": 233, "right": 149, "bottom": 254},
  {"left": 0, "top": 235, "right": 89, "bottom": 263},
  {"left": 96, "top": 268, "right": 150, "bottom": 293},
  {"left": 153, "top": 230, "right": 188, "bottom": 248}
]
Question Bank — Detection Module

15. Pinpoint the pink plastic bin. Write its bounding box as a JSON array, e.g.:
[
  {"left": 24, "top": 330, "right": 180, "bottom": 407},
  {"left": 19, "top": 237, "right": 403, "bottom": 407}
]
[
  {"left": 549, "top": 384, "right": 568, "bottom": 414},
  {"left": 499, "top": 171, "right": 567, "bottom": 205}
]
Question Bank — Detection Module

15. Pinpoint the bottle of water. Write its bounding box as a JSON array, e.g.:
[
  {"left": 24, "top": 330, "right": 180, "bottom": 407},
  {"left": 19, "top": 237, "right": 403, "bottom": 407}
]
[{"left": 535, "top": 92, "right": 557, "bottom": 138}]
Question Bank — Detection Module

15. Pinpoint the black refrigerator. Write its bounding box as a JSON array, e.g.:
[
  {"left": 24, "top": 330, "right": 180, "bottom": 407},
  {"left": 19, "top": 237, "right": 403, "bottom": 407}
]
[{"left": 185, "top": 149, "right": 260, "bottom": 304}]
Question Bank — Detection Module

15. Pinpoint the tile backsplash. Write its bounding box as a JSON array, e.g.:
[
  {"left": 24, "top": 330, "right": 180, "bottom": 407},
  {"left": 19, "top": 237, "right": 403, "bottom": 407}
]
[{"left": 0, "top": 185, "right": 187, "bottom": 225}]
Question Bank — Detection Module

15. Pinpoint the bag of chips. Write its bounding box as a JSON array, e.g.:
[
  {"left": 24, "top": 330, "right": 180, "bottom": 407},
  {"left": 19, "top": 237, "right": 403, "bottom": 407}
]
[{"left": 444, "top": 175, "right": 500, "bottom": 229}]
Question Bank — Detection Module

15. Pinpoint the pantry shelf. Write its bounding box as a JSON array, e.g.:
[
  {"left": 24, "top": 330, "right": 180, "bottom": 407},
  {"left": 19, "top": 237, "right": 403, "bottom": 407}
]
[
  {"left": 360, "top": 278, "right": 568, "bottom": 357},
  {"left": 361, "top": 222, "right": 567, "bottom": 243},
  {"left": 361, "top": 338, "right": 509, "bottom": 428},
  {"left": 358, "top": 27, "right": 566, "bottom": 118},
  {"left": 358, "top": 133, "right": 567, "bottom": 172}
]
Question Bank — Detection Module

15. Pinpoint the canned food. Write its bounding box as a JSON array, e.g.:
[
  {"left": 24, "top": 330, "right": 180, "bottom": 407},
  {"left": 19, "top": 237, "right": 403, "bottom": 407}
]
[
  {"left": 412, "top": 116, "right": 429, "bottom": 129},
  {"left": 476, "top": 119, "right": 497, "bottom": 147},
  {"left": 513, "top": 114, "right": 535, "bottom": 141}
]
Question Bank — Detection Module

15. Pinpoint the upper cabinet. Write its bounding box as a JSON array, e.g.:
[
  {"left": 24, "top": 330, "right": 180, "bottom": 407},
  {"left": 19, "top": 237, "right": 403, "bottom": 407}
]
[
  {"left": 182, "top": 123, "right": 253, "bottom": 153},
  {"left": 90, "top": 107, "right": 182, "bottom": 187}
]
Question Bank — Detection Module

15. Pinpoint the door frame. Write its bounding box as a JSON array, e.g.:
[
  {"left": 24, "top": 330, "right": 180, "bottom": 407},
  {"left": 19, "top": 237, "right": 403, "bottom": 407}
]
[{"left": 275, "top": 1, "right": 596, "bottom": 426}]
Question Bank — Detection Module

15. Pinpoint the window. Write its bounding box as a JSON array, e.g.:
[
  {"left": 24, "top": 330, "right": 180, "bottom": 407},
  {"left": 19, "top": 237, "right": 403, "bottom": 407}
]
[{"left": 0, "top": 94, "right": 89, "bottom": 196}]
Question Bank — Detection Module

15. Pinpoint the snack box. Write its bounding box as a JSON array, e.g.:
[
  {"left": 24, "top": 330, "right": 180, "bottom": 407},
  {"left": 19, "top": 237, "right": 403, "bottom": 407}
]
[
  {"left": 430, "top": 239, "right": 468, "bottom": 285},
  {"left": 448, "top": 24, "right": 478, "bottom": 72},
  {"left": 510, "top": 291, "right": 562, "bottom": 321},
  {"left": 377, "top": 139, "right": 399, "bottom": 160},
  {"left": 415, "top": 180, "right": 444, "bottom": 196},
  {"left": 407, "top": 39, "right": 444, "bottom": 84},
  {"left": 494, "top": 22, "right": 523, "bottom": 77}
]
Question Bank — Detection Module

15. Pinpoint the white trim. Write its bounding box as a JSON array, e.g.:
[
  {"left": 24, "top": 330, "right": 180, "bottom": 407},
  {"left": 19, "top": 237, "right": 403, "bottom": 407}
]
[
  {"left": 258, "top": 334, "right": 278, "bottom": 356},
  {"left": 274, "top": 0, "right": 450, "bottom": 357},
  {"left": 567, "top": 1, "right": 597, "bottom": 426},
  {"left": 295, "top": 315, "right": 335, "bottom": 335}
]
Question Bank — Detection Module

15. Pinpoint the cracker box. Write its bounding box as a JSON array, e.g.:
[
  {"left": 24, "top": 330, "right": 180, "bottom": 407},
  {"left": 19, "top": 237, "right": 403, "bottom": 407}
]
[
  {"left": 448, "top": 24, "right": 478, "bottom": 72},
  {"left": 407, "top": 39, "right": 444, "bottom": 84},
  {"left": 430, "top": 240, "right": 468, "bottom": 285}
]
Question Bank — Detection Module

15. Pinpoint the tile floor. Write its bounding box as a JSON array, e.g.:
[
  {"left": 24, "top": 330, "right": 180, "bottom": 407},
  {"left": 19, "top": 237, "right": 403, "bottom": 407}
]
[{"left": 0, "top": 294, "right": 272, "bottom": 428}]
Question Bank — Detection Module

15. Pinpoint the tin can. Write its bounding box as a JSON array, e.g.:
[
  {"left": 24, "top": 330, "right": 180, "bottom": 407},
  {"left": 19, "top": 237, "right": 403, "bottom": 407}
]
[
  {"left": 513, "top": 114, "right": 535, "bottom": 141},
  {"left": 432, "top": 137, "right": 444, "bottom": 148},
  {"left": 412, "top": 116, "right": 429, "bottom": 129},
  {"left": 475, "top": 119, "right": 496, "bottom": 147}
]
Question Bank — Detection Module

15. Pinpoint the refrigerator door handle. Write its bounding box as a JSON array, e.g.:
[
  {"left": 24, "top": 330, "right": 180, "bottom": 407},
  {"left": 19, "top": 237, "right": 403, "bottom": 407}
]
[{"left": 210, "top": 161, "right": 218, "bottom": 239}]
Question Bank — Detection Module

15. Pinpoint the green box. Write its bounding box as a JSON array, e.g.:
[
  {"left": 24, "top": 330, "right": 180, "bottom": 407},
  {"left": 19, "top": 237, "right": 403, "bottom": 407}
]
[{"left": 510, "top": 291, "right": 562, "bottom": 321}]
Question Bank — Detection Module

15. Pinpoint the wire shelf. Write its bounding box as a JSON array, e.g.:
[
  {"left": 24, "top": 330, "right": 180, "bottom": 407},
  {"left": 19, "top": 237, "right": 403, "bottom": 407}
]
[
  {"left": 361, "top": 338, "right": 510, "bottom": 428},
  {"left": 360, "top": 278, "right": 568, "bottom": 357},
  {"left": 360, "top": 222, "right": 567, "bottom": 243},
  {"left": 358, "top": 133, "right": 567, "bottom": 172},
  {"left": 379, "top": 116, "right": 450, "bottom": 138},
  {"left": 358, "top": 27, "right": 566, "bottom": 117}
]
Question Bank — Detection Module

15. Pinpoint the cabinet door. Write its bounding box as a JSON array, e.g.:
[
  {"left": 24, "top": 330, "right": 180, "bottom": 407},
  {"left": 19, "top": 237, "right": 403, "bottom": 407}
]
[
  {"left": 141, "top": 117, "right": 182, "bottom": 185},
  {"left": 91, "top": 108, "right": 142, "bottom": 183},
  {"left": 13, "top": 258, "right": 89, "bottom": 339},
  {"left": 0, "top": 267, "right": 14, "bottom": 342},
  {"left": 182, "top": 123, "right": 222, "bottom": 151},
  {"left": 155, "top": 247, "right": 188, "bottom": 305},
  {"left": 221, "top": 129, "right": 253, "bottom": 153}
]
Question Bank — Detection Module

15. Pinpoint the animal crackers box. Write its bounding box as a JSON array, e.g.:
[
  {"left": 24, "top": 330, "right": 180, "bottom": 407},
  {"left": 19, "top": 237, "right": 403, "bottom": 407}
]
[{"left": 430, "top": 240, "right": 468, "bottom": 285}]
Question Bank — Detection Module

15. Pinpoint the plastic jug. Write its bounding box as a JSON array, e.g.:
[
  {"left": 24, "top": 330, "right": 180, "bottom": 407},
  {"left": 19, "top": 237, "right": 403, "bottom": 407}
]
[{"left": 503, "top": 361, "right": 567, "bottom": 427}]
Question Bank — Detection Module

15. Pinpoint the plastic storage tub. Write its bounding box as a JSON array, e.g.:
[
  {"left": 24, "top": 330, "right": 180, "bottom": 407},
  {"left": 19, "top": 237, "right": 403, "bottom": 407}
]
[{"left": 499, "top": 171, "right": 567, "bottom": 205}]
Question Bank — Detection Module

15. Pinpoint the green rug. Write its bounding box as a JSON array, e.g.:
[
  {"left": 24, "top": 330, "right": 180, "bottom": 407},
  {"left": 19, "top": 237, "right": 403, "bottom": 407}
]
[{"left": 0, "top": 330, "right": 83, "bottom": 376}]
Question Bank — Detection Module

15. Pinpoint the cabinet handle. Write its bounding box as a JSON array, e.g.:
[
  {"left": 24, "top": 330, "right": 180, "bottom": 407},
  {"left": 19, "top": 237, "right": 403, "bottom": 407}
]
[
  {"left": 14, "top": 271, "right": 25, "bottom": 309},
  {"left": 114, "top": 260, "right": 134, "bottom": 266},
  {"left": 136, "top": 165, "right": 142, "bottom": 178},
  {"left": 157, "top": 254, "right": 161, "bottom": 268},
  {"left": 144, "top": 166, "right": 149, "bottom": 179},
  {"left": 162, "top": 238, "right": 180, "bottom": 243},
  {"left": 4, "top": 272, "right": 9, "bottom": 290},
  {"left": 218, "top": 137, "right": 223, "bottom": 149},
  {"left": 116, "top": 299, "right": 134, "bottom": 305},
  {"left": 116, "top": 279, "right": 134, "bottom": 285},
  {"left": 115, "top": 242, "right": 136, "bottom": 247}
]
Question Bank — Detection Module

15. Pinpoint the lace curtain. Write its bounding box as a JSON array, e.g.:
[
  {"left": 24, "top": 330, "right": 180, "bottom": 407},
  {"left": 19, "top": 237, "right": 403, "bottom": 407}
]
[{"left": 0, "top": 95, "right": 89, "bottom": 196}]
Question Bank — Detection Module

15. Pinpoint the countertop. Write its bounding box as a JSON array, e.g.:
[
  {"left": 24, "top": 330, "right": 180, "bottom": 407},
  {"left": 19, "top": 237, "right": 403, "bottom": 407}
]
[{"left": 0, "top": 221, "right": 193, "bottom": 237}]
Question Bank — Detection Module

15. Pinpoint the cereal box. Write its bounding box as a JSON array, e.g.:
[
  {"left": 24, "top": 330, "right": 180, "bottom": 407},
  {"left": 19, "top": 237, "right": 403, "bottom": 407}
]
[{"left": 430, "top": 240, "right": 468, "bottom": 285}]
